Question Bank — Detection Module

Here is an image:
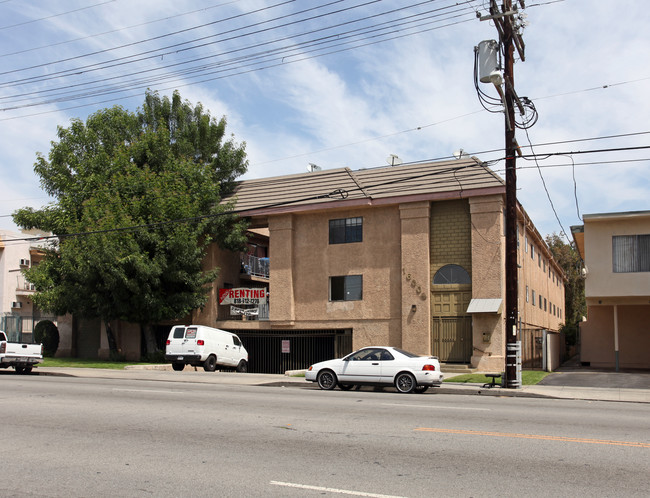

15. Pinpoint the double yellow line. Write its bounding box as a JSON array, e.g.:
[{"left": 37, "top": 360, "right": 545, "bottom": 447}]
[{"left": 415, "top": 427, "right": 650, "bottom": 448}]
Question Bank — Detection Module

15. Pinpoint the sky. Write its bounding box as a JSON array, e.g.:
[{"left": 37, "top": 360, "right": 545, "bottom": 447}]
[{"left": 0, "top": 0, "right": 648, "bottom": 240}]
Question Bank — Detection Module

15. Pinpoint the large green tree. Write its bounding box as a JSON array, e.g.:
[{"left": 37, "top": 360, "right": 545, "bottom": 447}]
[
  {"left": 14, "top": 90, "right": 249, "bottom": 357},
  {"left": 546, "top": 233, "right": 586, "bottom": 345}
]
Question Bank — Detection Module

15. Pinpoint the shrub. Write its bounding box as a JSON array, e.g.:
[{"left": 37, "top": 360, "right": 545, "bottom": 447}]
[{"left": 33, "top": 320, "right": 60, "bottom": 357}]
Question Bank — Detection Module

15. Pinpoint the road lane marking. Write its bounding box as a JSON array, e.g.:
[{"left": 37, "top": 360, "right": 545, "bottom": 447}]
[
  {"left": 382, "top": 403, "right": 490, "bottom": 411},
  {"left": 270, "top": 481, "right": 408, "bottom": 497},
  {"left": 415, "top": 427, "right": 650, "bottom": 448}
]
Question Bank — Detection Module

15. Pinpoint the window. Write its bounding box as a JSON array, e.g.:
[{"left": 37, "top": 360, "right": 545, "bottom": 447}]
[
  {"left": 539, "top": 295, "right": 543, "bottom": 308},
  {"left": 531, "top": 244, "right": 534, "bottom": 259},
  {"left": 613, "top": 234, "right": 650, "bottom": 272},
  {"left": 532, "top": 290, "right": 536, "bottom": 306},
  {"left": 330, "top": 275, "right": 363, "bottom": 301},
  {"left": 346, "top": 348, "right": 393, "bottom": 361},
  {"left": 544, "top": 298, "right": 547, "bottom": 312},
  {"left": 525, "top": 236, "right": 528, "bottom": 253},
  {"left": 526, "top": 285, "right": 529, "bottom": 303},
  {"left": 433, "top": 264, "right": 471, "bottom": 285},
  {"left": 329, "top": 217, "right": 363, "bottom": 244}
]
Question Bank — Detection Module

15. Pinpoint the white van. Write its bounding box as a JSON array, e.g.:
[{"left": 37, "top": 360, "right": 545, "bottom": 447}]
[{"left": 165, "top": 325, "right": 248, "bottom": 372}]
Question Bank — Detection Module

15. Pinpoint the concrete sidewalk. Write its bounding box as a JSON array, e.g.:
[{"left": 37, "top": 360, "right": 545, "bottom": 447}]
[{"left": 32, "top": 366, "right": 650, "bottom": 403}]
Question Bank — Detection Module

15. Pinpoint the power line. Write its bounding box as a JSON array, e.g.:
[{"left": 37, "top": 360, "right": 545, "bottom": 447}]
[
  {"left": 0, "top": 0, "right": 117, "bottom": 31},
  {"left": 0, "top": 1, "right": 243, "bottom": 59},
  {"left": 0, "top": 2, "right": 477, "bottom": 110}
]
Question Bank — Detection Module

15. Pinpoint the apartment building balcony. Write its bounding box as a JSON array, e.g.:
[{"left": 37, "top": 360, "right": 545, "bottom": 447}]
[
  {"left": 15, "top": 276, "right": 36, "bottom": 296},
  {"left": 240, "top": 254, "right": 269, "bottom": 280}
]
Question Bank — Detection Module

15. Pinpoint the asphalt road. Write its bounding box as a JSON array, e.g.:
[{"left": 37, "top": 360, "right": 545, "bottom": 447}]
[{"left": 1, "top": 374, "right": 649, "bottom": 497}]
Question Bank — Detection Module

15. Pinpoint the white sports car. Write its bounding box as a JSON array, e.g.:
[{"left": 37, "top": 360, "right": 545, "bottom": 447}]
[{"left": 305, "top": 346, "right": 444, "bottom": 393}]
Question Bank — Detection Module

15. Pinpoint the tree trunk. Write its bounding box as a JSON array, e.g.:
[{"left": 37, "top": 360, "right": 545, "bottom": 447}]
[
  {"left": 104, "top": 320, "right": 119, "bottom": 358},
  {"left": 142, "top": 324, "right": 159, "bottom": 356}
]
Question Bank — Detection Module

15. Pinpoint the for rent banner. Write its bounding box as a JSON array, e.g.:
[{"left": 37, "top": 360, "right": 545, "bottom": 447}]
[{"left": 219, "top": 288, "right": 267, "bottom": 305}]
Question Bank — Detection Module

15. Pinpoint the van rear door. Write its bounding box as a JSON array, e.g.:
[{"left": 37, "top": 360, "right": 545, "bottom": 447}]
[{"left": 166, "top": 326, "right": 187, "bottom": 356}]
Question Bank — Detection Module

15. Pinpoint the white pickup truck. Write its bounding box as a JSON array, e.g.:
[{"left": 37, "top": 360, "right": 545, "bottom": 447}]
[{"left": 0, "top": 330, "right": 43, "bottom": 374}]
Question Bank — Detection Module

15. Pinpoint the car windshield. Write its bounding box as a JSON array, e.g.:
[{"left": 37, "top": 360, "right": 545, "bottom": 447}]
[{"left": 392, "top": 348, "right": 421, "bottom": 358}]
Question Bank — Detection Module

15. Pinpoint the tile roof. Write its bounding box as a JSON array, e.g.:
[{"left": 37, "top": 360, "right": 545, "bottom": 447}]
[{"left": 225, "top": 157, "right": 504, "bottom": 216}]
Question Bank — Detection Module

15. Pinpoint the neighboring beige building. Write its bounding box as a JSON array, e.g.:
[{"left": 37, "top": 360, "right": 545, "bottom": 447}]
[
  {"left": 0, "top": 230, "right": 53, "bottom": 342},
  {"left": 572, "top": 211, "right": 650, "bottom": 370},
  {"left": 186, "top": 158, "right": 565, "bottom": 373}
]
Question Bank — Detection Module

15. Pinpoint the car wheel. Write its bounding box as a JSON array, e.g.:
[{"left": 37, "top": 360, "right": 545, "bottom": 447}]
[
  {"left": 317, "top": 370, "right": 337, "bottom": 390},
  {"left": 172, "top": 362, "right": 185, "bottom": 372},
  {"left": 338, "top": 383, "right": 355, "bottom": 391},
  {"left": 203, "top": 355, "right": 217, "bottom": 372},
  {"left": 395, "top": 372, "right": 416, "bottom": 393},
  {"left": 236, "top": 360, "right": 248, "bottom": 373},
  {"left": 414, "top": 385, "right": 429, "bottom": 394},
  {"left": 15, "top": 365, "right": 25, "bottom": 374}
]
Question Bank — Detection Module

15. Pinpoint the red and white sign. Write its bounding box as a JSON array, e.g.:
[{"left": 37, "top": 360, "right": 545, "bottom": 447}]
[{"left": 219, "top": 287, "right": 267, "bottom": 305}]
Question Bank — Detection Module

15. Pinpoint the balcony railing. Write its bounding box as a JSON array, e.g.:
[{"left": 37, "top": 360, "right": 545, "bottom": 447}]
[
  {"left": 16, "top": 276, "right": 35, "bottom": 293},
  {"left": 241, "top": 254, "right": 269, "bottom": 279}
]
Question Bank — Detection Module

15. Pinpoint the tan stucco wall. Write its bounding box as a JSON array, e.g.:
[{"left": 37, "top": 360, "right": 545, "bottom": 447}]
[
  {"left": 518, "top": 222, "right": 565, "bottom": 331},
  {"left": 192, "top": 243, "right": 243, "bottom": 326},
  {"left": 581, "top": 304, "right": 650, "bottom": 369},
  {"left": 469, "top": 196, "right": 505, "bottom": 370},
  {"left": 268, "top": 206, "right": 404, "bottom": 349},
  {"left": 584, "top": 215, "right": 650, "bottom": 299},
  {"left": 400, "top": 202, "right": 431, "bottom": 355}
]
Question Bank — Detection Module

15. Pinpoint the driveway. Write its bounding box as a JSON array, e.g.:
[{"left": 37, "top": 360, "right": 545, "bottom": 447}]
[{"left": 539, "top": 367, "right": 650, "bottom": 390}]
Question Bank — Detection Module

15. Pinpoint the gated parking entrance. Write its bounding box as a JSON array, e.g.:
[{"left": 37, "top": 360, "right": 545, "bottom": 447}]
[{"left": 231, "top": 329, "right": 352, "bottom": 374}]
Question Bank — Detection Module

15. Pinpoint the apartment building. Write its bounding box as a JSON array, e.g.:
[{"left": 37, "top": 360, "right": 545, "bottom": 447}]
[
  {"left": 0, "top": 229, "right": 52, "bottom": 341},
  {"left": 572, "top": 211, "right": 650, "bottom": 370},
  {"left": 184, "top": 158, "right": 566, "bottom": 373}
]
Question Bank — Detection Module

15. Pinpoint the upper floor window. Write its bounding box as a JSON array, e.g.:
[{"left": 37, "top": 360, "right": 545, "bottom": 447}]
[
  {"left": 613, "top": 234, "right": 650, "bottom": 273},
  {"left": 330, "top": 275, "right": 363, "bottom": 301},
  {"left": 433, "top": 264, "right": 471, "bottom": 285},
  {"left": 329, "top": 217, "right": 363, "bottom": 244}
]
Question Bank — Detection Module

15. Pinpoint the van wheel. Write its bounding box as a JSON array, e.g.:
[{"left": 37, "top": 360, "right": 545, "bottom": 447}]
[
  {"left": 172, "top": 362, "right": 185, "bottom": 372},
  {"left": 203, "top": 355, "right": 217, "bottom": 372},
  {"left": 15, "top": 365, "right": 25, "bottom": 374},
  {"left": 236, "top": 360, "right": 248, "bottom": 373}
]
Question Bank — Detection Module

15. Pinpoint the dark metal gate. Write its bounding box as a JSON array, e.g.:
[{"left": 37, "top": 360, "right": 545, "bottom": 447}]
[
  {"left": 232, "top": 329, "right": 352, "bottom": 374},
  {"left": 521, "top": 328, "right": 544, "bottom": 369}
]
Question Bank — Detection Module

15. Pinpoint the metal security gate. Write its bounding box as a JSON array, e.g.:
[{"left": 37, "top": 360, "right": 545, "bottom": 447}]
[
  {"left": 0, "top": 314, "right": 22, "bottom": 342},
  {"left": 432, "top": 316, "right": 472, "bottom": 363},
  {"left": 521, "top": 328, "right": 544, "bottom": 369},
  {"left": 232, "top": 329, "right": 352, "bottom": 374}
]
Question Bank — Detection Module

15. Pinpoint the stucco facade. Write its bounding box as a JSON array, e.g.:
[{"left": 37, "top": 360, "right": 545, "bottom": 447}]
[
  {"left": 0, "top": 230, "right": 52, "bottom": 341},
  {"left": 189, "top": 161, "right": 565, "bottom": 373},
  {"left": 572, "top": 211, "right": 650, "bottom": 370}
]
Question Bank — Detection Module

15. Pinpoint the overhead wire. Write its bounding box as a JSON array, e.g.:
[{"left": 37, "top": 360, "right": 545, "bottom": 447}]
[{"left": 0, "top": 2, "right": 479, "bottom": 111}]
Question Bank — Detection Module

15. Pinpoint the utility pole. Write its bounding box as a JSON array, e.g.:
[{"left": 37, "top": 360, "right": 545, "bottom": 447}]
[
  {"left": 478, "top": 0, "right": 527, "bottom": 388},
  {"left": 503, "top": 0, "right": 519, "bottom": 389}
]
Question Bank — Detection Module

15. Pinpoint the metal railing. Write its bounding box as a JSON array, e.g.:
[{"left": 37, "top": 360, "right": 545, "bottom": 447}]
[
  {"left": 241, "top": 254, "right": 269, "bottom": 279},
  {"left": 16, "top": 275, "right": 35, "bottom": 292}
]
